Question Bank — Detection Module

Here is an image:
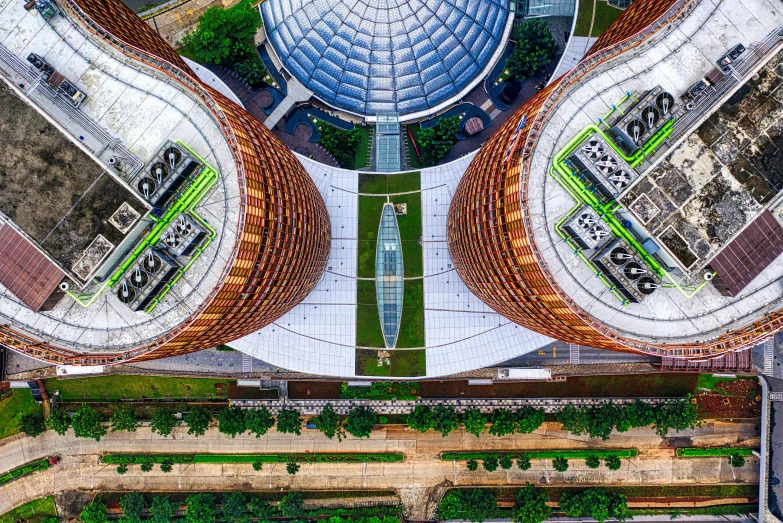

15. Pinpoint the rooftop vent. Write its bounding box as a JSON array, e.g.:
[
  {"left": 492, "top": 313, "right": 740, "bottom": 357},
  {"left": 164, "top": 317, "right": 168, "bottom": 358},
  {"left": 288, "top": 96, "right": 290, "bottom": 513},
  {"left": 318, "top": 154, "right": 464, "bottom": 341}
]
[
  {"left": 563, "top": 207, "right": 613, "bottom": 251},
  {"left": 592, "top": 239, "right": 661, "bottom": 303}
]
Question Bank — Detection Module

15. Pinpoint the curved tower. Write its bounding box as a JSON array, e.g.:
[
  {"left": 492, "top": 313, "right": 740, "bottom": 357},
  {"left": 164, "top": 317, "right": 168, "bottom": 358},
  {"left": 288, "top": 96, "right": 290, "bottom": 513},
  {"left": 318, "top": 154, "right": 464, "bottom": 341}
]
[
  {"left": 0, "top": 0, "right": 330, "bottom": 364},
  {"left": 449, "top": 0, "right": 783, "bottom": 356}
]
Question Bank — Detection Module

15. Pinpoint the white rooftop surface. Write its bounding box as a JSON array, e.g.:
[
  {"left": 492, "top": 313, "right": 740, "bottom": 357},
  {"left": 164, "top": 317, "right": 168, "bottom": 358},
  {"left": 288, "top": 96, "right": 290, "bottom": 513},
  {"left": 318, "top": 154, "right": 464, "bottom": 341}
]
[
  {"left": 527, "top": 0, "right": 783, "bottom": 346},
  {"left": 0, "top": 0, "right": 239, "bottom": 352},
  {"left": 230, "top": 154, "right": 553, "bottom": 378}
]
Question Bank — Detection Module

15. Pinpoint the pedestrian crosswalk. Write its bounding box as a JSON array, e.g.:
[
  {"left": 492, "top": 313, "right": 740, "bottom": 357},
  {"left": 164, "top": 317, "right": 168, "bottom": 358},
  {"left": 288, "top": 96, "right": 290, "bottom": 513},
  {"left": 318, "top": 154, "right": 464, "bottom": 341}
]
[
  {"left": 242, "top": 354, "right": 251, "bottom": 375},
  {"left": 764, "top": 338, "right": 774, "bottom": 376}
]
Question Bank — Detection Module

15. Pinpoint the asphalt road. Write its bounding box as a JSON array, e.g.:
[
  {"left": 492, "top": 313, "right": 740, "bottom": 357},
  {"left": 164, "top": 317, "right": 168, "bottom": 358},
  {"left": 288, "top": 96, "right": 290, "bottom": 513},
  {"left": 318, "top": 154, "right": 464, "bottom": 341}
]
[{"left": 120, "top": 0, "right": 160, "bottom": 12}]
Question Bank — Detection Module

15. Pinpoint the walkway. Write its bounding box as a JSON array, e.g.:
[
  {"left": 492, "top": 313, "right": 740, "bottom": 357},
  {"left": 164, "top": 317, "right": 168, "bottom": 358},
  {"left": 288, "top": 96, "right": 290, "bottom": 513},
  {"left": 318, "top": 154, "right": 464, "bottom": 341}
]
[
  {"left": 0, "top": 419, "right": 759, "bottom": 519},
  {"left": 264, "top": 77, "right": 314, "bottom": 130}
]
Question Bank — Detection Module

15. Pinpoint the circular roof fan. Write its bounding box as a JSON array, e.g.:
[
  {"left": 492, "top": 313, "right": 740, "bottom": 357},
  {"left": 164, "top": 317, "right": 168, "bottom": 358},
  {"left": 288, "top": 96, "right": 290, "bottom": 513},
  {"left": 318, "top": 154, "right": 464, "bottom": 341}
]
[
  {"left": 138, "top": 177, "right": 157, "bottom": 199},
  {"left": 129, "top": 267, "right": 149, "bottom": 289},
  {"left": 610, "top": 247, "right": 631, "bottom": 265},
  {"left": 623, "top": 261, "right": 646, "bottom": 281},
  {"left": 638, "top": 276, "right": 659, "bottom": 294},
  {"left": 164, "top": 232, "right": 181, "bottom": 249},
  {"left": 641, "top": 106, "right": 661, "bottom": 128},
  {"left": 175, "top": 217, "right": 193, "bottom": 236},
  {"left": 576, "top": 212, "right": 597, "bottom": 229},
  {"left": 151, "top": 162, "right": 168, "bottom": 183},
  {"left": 143, "top": 252, "right": 162, "bottom": 274},
  {"left": 626, "top": 120, "right": 647, "bottom": 143},
  {"left": 117, "top": 281, "right": 135, "bottom": 304},
  {"left": 582, "top": 139, "right": 605, "bottom": 160},
  {"left": 596, "top": 154, "right": 618, "bottom": 175},
  {"left": 655, "top": 92, "right": 674, "bottom": 114},
  {"left": 165, "top": 146, "right": 182, "bottom": 168},
  {"left": 588, "top": 225, "right": 609, "bottom": 242},
  {"left": 608, "top": 169, "right": 632, "bottom": 190}
]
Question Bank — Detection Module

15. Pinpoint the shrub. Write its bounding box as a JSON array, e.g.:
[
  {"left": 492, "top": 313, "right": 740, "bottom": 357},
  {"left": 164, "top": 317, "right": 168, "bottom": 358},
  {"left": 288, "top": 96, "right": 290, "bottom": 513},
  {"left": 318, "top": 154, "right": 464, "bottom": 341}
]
[
  {"left": 252, "top": 460, "right": 264, "bottom": 471},
  {"left": 552, "top": 456, "right": 568, "bottom": 472},
  {"left": 160, "top": 460, "right": 173, "bottom": 473},
  {"left": 517, "top": 455, "right": 532, "bottom": 471},
  {"left": 110, "top": 404, "right": 140, "bottom": 433},
  {"left": 150, "top": 407, "right": 179, "bottom": 438},
  {"left": 729, "top": 454, "right": 746, "bottom": 468},
  {"left": 184, "top": 406, "right": 212, "bottom": 437},
  {"left": 516, "top": 407, "right": 545, "bottom": 434},
  {"left": 317, "top": 124, "right": 362, "bottom": 169},
  {"left": 436, "top": 491, "right": 463, "bottom": 521},
  {"left": 80, "top": 501, "right": 108, "bottom": 523},
  {"left": 72, "top": 405, "right": 106, "bottom": 442},
  {"left": 499, "top": 454, "right": 513, "bottom": 470},
  {"left": 140, "top": 462, "right": 154, "bottom": 472},
  {"left": 248, "top": 498, "right": 273, "bottom": 519},
  {"left": 278, "top": 492, "right": 304, "bottom": 519},
  {"left": 19, "top": 413, "right": 46, "bottom": 437},
  {"left": 483, "top": 456, "right": 499, "bottom": 472},
  {"left": 313, "top": 403, "right": 343, "bottom": 440},
  {"left": 277, "top": 408, "right": 303, "bottom": 435},
  {"left": 462, "top": 408, "right": 487, "bottom": 438},
  {"left": 467, "top": 459, "right": 479, "bottom": 471},
  {"left": 218, "top": 406, "right": 246, "bottom": 438},
  {"left": 234, "top": 58, "right": 267, "bottom": 86},
  {"left": 488, "top": 408, "right": 517, "bottom": 436},
  {"left": 585, "top": 455, "right": 601, "bottom": 469},
  {"left": 286, "top": 461, "right": 300, "bottom": 475},
  {"left": 417, "top": 117, "right": 459, "bottom": 167},
  {"left": 184, "top": 493, "right": 216, "bottom": 523},
  {"left": 407, "top": 405, "right": 435, "bottom": 433},
  {"left": 46, "top": 409, "right": 71, "bottom": 436},
  {"left": 245, "top": 406, "right": 275, "bottom": 438},
  {"left": 506, "top": 19, "right": 558, "bottom": 80},
  {"left": 346, "top": 406, "right": 377, "bottom": 438},
  {"left": 221, "top": 491, "right": 248, "bottom": 523},
  {"left": 605, "top": 455, "right": 622, "bottom": 471},
  {"left": 120, "top": 492, "right": 146, "bottom": 523},
  {"left": 461, "top": 489, "right": 498, "bottom": 523},
  {"left": 433, "top": 405, "right": 459, "bottom": 437},
  {"left": 559, "top": 488, "right": 630, "bottom": 523},
  {"left": 116, "top": 464, "right": 128, "bottom": 475},
  {"left": 340, "top": 382, "right": 419, "bottom": 400},
  {"left": 149, "top": 496, "right": 174, "bottom": 523}
]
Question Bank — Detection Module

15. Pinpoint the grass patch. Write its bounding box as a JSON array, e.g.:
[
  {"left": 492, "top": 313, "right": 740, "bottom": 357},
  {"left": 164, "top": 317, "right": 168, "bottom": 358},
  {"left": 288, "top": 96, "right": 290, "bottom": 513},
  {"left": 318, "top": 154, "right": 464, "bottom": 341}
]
[
  {"left": 401, "top": 241, "right": 423, "bottom": 279},
  {"left": 102, "top": 453, "right": 404, "bottom": 464},
  {"left": 695, "top": 374, "right": 753, "bottom": 391},
  {"left": 0, "top": 497, "right": 56, "bottom": 523},
  {"left": 397, "top": 279, "right": 424, "bottom": 348},
  {"left": 630, "top": 504, "right": 756, "bottom": 517},
  {"left": 442, "top": 449, "right": 638, "bottom": 460},
  {"left": 0, "top": 459, "right": 50, "bottom": 487},
  {"left": 403, "top": 124, "right": 423, "bottom": 169},
  {"left": 357, "top": 240, "right": 377, "bottom": 279},
  {"left": 354, "top": 125, "right": 372, "bottom": 169},
  {"left": 357, "top": 195, "right": 386, "bottom": 277},
  {"left": 393, "top": 192, "right": 422, "bottom": 278},
  {"left": 358, "top": 171, "right": 420, "bottom": 194},
  {"left": 357, "top": 348, "right": 426, "bottom": 377},
  {"left": 43, "top": 376, "right": 234, "bottom": 401},
  {"left": 358, "top": 173, "right": 389, "bottom": 194},
  {"left": 341, "top": 382, "right": 420, "bottom": 400},
  {"left": 356, "top": 280, "right": 385, "bottom": 348},
  {"left": 0, "top": 390, "right": 42, "bottom": 440},
  {"left": 590, "top": 1, "right": 623, "bottom": 36},
  {"left": 573, "top": 0, "right": 594, "bottom": 37},
  {"left": 357, "top": 349, "right": 391, "bottom": 377},
  {"left": 676, "top": 447, "right": 755, "bottom": 457}
]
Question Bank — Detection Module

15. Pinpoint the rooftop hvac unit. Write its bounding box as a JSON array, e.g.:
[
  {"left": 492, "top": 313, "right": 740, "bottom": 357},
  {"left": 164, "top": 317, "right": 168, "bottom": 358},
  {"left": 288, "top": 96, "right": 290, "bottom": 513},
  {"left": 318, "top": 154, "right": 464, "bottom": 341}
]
[
  {"left": 134, "top": 141, "right": 202, "bottom": 207},
  {"left": 116, "top": 249, "right": 180, "bottom": 312},
  {"left": 563, "top": 207, "right": 613, "bottom": 250},
  {"left": 608, "top": 86, "right": 676, "bottom": 153},
  {"left": 592, "top": 239, "right": 661, "bottom": 303},
  {"left": 569, "top": 135, "right": 638, "bottom": 199},
  {"left": 160, "top": 214, "right": 208, "bottom": 258}
]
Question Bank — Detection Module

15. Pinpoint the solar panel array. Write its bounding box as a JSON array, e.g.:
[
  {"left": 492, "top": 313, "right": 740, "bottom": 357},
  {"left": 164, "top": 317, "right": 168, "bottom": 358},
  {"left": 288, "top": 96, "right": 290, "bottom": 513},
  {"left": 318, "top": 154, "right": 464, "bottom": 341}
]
[{"left": 262, "top": 0, "right": 509, "bottom": 116}]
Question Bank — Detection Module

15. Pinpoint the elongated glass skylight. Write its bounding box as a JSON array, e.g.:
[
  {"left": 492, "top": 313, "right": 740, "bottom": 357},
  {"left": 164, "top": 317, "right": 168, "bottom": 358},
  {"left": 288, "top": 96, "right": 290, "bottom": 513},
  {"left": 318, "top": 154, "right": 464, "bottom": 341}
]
[{"left": 375, "top": 203, "right": 403, "bottom": 348}]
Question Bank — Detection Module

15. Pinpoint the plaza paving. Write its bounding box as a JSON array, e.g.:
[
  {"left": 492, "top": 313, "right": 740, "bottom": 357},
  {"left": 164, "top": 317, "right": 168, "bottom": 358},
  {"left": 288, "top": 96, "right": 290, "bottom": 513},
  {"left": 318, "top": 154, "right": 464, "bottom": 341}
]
[{"left": 0, "top": 420, "right": 760, "bottom": 519}]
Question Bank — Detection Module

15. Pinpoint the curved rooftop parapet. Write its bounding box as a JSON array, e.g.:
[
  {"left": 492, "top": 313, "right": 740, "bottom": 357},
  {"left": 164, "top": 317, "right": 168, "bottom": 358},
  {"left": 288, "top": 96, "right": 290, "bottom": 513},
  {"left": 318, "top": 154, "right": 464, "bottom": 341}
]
[
  {"left": 261, "top": 0, "right": 510, "bottom": 118},
  {"left": 0, "top": 0, "right": 330, "bottom": 364},
  {"left": 448, "top": 0, "right": 783, "bottom": 357}
]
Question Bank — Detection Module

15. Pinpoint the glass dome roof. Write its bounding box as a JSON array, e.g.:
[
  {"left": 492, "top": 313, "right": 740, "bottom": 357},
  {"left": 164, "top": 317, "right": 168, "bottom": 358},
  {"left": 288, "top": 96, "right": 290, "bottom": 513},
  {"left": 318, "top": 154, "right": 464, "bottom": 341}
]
[{"left": 261, "top": 0, "right": 510, "bottom": 117}]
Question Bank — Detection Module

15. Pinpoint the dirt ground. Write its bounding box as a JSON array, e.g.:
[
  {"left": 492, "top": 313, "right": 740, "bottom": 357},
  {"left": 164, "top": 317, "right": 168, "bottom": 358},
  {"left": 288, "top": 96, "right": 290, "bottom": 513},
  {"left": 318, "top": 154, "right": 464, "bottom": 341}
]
[{"left": 696, "top": 378, "right": 762, "bottom": 419}]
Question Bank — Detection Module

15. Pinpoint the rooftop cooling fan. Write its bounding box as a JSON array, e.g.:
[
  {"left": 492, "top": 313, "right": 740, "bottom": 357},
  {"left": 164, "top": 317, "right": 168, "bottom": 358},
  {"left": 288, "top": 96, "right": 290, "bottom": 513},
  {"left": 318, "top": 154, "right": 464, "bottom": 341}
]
[
  {"left": 655, "top": 92, "right": 674, "bottom": 114},
  {"left": 608, "top": 170, "right": 632, "bottom": 190},
  {"left": 596, "top": 154, "right": 618, "bottom": 175},
  {"left": 151, "top": 162, "right": 168, "bottom": 184},
  {"left": 165, "top": 146, "right": 182, "bottom": 169},
  {"left": 130, "top": 266, "right": 149, "bottom": 289},
  {"left": 588, "top": 225, "right": 609, "bottom": 242},
  {"left": 164, "top": 232, "right": 181, "bottom": 249},
  {"left": 626, "top": 120, "right": 647, "bottom": 143},
  {"left": 137, "top": 177, "right": 157, "bottom": 199},
  {"left": 175, "top": 217, "right": 193, "bottom": 236},
  {"left": 610, "top": 247, "right": 631, "bottom": 265},
  {"left": 641, "top": 106, "right": 661, "bottom": 128},
  {"left": 576, "top": 212, "right": 597, "bottom": 229},
  {"left": 143, "top": 252, "right": 162, "bottom": 273},
  {"left": 581, "top": 139, "right": 605, "bottom": 160},
  {"left": 117, "top": 281, "right": 135, "bottom": 303},
  {"left": 637, "top": 276, "right": 659, "bottom": 294},
  {"left": 623, "top": 261, "right": 646, "bottom": 281}
]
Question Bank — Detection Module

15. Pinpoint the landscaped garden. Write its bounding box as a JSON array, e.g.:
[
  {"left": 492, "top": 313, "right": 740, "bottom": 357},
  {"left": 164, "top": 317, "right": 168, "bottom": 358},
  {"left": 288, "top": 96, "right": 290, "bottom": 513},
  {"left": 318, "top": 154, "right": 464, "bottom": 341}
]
[
  {"left": 42, "top": 376, "right": 234, "bottom": 401},
  {"left": 574, "top": 0, "right": 624, "bottom": 37},
  {"left": 0, "top": 496, "right": 56, "bottom": 523},
  {"left": 0, "top": 458, "right": 51, "bottom": 487},
  {"left": 0, "top": 389, "right": 43, "bottom": 440},
  {"left": 101, "top": 453, "right": 404, "bottom": 465}
]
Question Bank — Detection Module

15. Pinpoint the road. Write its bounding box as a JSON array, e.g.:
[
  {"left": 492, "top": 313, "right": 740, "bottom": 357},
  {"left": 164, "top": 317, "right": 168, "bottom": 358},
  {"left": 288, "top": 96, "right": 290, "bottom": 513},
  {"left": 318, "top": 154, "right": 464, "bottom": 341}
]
[{"left": 0, "top": 419, "right": 760, "bottom": 520}]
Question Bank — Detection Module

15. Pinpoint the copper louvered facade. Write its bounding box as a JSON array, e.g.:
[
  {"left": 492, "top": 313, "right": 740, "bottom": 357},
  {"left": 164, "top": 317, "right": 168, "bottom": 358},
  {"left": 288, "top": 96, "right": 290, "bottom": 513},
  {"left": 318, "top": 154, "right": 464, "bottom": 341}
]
[
  {"left": 0, "top": 0, "right": 331, "bottom": 364},
  {"left": 448, "top": 0, "right": 783, "bottom": 357}
]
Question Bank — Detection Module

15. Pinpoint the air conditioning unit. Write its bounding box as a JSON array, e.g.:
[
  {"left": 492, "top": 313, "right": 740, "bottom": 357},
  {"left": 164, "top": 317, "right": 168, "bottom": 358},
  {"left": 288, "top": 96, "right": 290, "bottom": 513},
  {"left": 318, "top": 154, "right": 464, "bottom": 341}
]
[
  {"left": 160, "top": 214, "right": 208, "bottom": 258},
  {"left": 592, "top": 239, "right": 661, "bottom": 303},
  {"left": 563, "top": 207, "right": 613, "bottom": 250},
  {"left": 116, "top": 248, "right": 180, "bottom": 312},
  {"left": 134, "top": 141, "right": 202, "bottom": 207}
]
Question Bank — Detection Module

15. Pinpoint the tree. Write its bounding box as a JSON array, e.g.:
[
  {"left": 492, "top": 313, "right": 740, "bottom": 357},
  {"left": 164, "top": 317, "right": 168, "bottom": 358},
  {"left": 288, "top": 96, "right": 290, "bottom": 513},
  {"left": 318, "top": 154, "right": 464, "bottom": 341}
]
[
  {"left": 233, "top": 58, "right": 267, "bottom": 87},
  {"left": 141, "top": 462, "right": 154, "bottom": 472},
  {"left": 653, "top": 396, "right": 700, "bottom": 438},
  {"left": 462, "top": 408, "right": 487, "bottom": 438},
  {"left": 729, "top": 454, "right": 746, "bottom": 468},
  {"left": 436, "top": 491, "right": 463, "bottom": 521},
  {"left": 185, "top": 493, "right": 217, "bottom": 523},
  {"left": 110, "top": 404, "right": 140, "bottom": 433},
  {"left": 286, "top": 461, "right": 300, "bottom": 475},
  {"left": 221, "top": 491, "right": 248, "bottom": 523},
  {"left": 72, "top": 404, "right": 107, "bottom": 442},
  {"left": 483, "top": 456, "right": 499, "bottom": 472},
  {"left": 160, "top": 459, "right": 173, "bottom": 473},
  {"left": 278, "top": 492, "right": 304, "bottom": 519},
  {"left": 19, "top": 413, "right": 46, "bottom": 437},
  {"left": 346, "top": 406, "right": 377, "bottom": 438},
  {"left": 46, "top": 409, "right": 71, "bottom": 436},
  {"left": 80, "top": 501, "right": 108, "bottom": 523},
  {"left": 488, "top": 408, "right": 517, "bottom": 436},
  {"left": 623, "top": 401, "right": 656, "bottom": 429},
  {"left": 184, "top": 406, "right": 212, "bottom": 437},
  {"left": 245, "top": 406, "right": 275, "bottom": 438},
  {"left": 150, "top": 496, "right": 174, "bottom": 523},
  {"left": 461, "top": 489, "right": 498, "bottom": 523},
  {"left": 416, "top": 116, "right": 460, "bottom": 167},
  {"left": 587, "top": 404, "right": 618, "bottom": 440},
  {"left": 605, "top": 455, "right": 622, "bottom": 471},
  {"left": 552, "top": 456, "right": 569, "bottom": 472},
  {"left": 218, "top": 406, "right": 246, "bottom": 438},
  {"left": 120, "top": 492, "right": 147, "bottom": 523},
  {"left": 316, "top": 123, "right": 362, "bottom": 169},
  {"left": 516, "top": 407, "right": 545, "bottom": 434},
  {"left": 517, "top": 455, "right": 532, "bottom": 471},
  {"left": 585, "top": 455, "right": 601, "bottom": 469},
  {"left": 499, "top": 454, "right": 513, "bottom": 470},
  {"left": 406, "top": 405, "right": 435, "bottom": 433},
  {"left": 248, "top": 498, "right": 273, "bottom": 520},
  {"left": 117, "top": 464, "right": 128, "bottom": 475},
  {"left": 181, "top": 1, "right": 261, "bottom": 65},
  {"left": 252, "top": 460, "right": 264, "bottom": 472},
  {"left": 556, "top": 406, "right": 589, "bottom": 436},
  {"left": 505, "top": 19, "right": 558, "bottom": 80},
  {"left": 151, "top": 407, "right": 179, "bottom": 438},
  {"left": 559, "top": 489, "right": 629, "bottom": 523},
  {"left": 466, "top": 459, "right": 479, "bottom": 471},
  {"left": 277, "top": 408, "right": 303, "bottom": 435},
  {"left": 432, "top": 406, "right": 459, "bottom": 437},
  {"left": 511, "top": 483, "right": 550, "bottom": 523},
  {"left": 312, "top": 403, "right": 342, "bottom": 440}
]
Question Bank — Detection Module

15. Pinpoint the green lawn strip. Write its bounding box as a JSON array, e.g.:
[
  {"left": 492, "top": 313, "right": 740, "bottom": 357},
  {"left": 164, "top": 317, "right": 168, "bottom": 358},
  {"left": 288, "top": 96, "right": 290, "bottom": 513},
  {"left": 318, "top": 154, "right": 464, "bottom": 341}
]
[
  {"left": 387, "top": 171, "right": 421, "bottom": 194},
  {"left": 358, "top": 173, "right": 389, "bottom": 194},
  {"left": 97, "top": 490, "right": 398, "bottom": 504},
  {"left": 388, "top": 350, "right": 426, "bottom": 377},
  {"left": 358, "top": 196, "right": 387, "bottom": 240},
  {"left": 630, "top": 504, "right": 756, "bottom": 517},
  {"left": 0, "top": 496, "right": 56, "bottom": 523},
  {"left": 590, "top": 0, "right": 623, "bottom": 37},
  {"left": 102, "top": 453, "right": 403, "bottom": 464},
  {"left": 340, "top": 382, "right": 420, "bottom": 400},
  {"left": 0, "top": 459, "right": 50, "bottom": 486},
  {"left": 695, "top": 374, "right": 755, "bottom": 391},
  {"left": 356, "top": 303, "right": 385, "bottom": 348},
  {"left": 396, "top": 279, "right": 424, "bottom": 348},
  {"left": 42, "top": 376, "right": 233, "bottom": 401},
  {"left": 487, "top": 484, "right": 758, "bottom": 501},
  {"left": 0, "top": 390, "right": 42, "bottom": 440},
  {"left": 401, "top": 241, "right": 423, "bottom": 278},
  {"left": 391, "top": 193, "right": 422, "bottom": 242},
  {"left": 676, "top": 447, "right": 755, "bottom": 457},
  {"left": 442, "top": 449, "right": 637, "bottom": 460},
  {"left": 357, "top": 348, "right": 392, "bottom": 377},
  {"left": 357, "top": 279, "right": 377, "bottom": 305},
  {"left": 573, "top": 0, "right": 594, "bottom": 37},
  {"left": 357, "top": 240, "right": 376, "bottom": 278},
  {"left": 354, "top": 125, "right": 372, "bottom": 169}
]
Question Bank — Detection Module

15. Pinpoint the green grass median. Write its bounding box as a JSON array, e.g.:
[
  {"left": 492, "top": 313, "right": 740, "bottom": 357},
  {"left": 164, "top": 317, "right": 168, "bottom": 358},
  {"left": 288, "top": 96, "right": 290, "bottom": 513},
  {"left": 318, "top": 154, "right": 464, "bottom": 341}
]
[
  {"left": 676, "top": 447, "right": 755, "bottom": 457},
  {"left": 0, "top": 458, "right": 51, "bottom": 486},
  {"left": 442, "top": 449, "right": 638, "bottom": 461},
  {"left": 102, "top": 453, "right": 404, "bottom": 464}
]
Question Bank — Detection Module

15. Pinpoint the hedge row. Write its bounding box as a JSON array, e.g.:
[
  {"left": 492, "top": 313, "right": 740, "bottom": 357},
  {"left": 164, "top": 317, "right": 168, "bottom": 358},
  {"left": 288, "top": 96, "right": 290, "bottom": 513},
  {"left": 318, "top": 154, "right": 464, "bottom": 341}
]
[
  {"left": 0, "top": 458, "right": 50, "bottom": 486},
  {"left": 101, "top": 453, "right": 404, "bottom": 464},
  {"left": 676, "top": 447, "right": 755, "bottom": 457},
  {"left": 441, "top": 449, "right": 638, "bottom": 461}
]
